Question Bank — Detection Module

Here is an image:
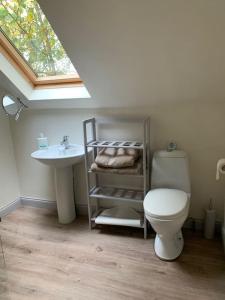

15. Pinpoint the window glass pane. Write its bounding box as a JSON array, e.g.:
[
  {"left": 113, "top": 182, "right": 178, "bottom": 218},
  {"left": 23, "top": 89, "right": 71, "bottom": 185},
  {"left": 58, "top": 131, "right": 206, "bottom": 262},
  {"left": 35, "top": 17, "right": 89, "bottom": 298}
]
[{"left": 0, "top": 0, "right": 79, "bottom": 78}]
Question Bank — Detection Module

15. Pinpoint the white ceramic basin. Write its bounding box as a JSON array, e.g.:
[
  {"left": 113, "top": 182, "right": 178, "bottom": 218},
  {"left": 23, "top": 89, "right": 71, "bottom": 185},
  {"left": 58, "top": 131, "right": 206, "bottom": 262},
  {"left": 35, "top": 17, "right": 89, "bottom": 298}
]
[{"left": 31, "top": 144, "right": 85, "bottom": 168}]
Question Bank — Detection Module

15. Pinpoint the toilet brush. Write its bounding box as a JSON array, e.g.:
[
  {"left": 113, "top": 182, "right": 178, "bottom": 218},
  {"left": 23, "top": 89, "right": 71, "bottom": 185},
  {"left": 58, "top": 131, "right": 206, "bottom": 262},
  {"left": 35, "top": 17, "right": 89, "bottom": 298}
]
[{"left": 204, "top": 198, "right": 216, "bottom": 239}]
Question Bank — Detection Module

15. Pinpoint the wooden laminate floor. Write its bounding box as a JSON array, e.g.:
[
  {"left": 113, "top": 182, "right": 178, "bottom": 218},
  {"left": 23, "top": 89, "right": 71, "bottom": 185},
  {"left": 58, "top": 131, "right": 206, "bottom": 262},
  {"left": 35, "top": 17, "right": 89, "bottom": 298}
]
[{"left": 0, "top": 206, "right": 224, "bottom": 300}]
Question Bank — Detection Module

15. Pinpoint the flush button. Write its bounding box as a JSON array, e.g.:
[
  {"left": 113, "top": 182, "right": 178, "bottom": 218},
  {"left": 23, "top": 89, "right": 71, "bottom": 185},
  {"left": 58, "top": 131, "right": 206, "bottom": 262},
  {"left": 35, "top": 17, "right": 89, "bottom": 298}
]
[{"left": 167, "top": 142, "right": 177, "bottom": 152}]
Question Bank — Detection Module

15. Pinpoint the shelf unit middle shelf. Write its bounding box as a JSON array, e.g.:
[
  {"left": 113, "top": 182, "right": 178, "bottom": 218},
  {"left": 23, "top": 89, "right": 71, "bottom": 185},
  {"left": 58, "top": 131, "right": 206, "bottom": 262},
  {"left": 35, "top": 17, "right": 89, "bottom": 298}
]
[{"left": 89, "top": 186, "right": 144, "bottom": 204}]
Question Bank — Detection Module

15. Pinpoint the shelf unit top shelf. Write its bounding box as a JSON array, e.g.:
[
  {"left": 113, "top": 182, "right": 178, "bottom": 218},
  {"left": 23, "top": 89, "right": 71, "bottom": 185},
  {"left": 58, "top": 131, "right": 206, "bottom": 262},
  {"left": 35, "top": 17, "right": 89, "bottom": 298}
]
[
  {"left": 86, "top": 140, "right": 144, "bottom": 149},
  {"left": 89, "top": 186, "right": 144, "bottom": 203}
]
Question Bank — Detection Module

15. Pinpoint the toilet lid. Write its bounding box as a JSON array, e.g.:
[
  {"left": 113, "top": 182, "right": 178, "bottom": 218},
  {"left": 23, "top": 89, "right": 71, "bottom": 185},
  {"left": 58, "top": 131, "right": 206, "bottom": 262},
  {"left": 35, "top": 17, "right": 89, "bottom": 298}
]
[{"left": 144, "top": 188, "right": 189, "bottom": 219}]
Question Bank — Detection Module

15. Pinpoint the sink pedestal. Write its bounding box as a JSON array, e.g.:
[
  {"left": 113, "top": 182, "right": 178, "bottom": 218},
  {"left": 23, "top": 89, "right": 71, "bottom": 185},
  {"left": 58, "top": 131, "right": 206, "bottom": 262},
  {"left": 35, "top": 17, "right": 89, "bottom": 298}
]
[{"left": 54, "top": 166, "right": 76, "bottom": 224}]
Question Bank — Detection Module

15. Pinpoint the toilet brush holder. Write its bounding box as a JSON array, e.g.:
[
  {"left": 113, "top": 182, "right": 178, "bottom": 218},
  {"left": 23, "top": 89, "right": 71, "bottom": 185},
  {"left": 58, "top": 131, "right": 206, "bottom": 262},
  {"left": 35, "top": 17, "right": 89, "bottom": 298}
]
[{"left": 204, "top": 208, "right": 216, "bottom": 239}]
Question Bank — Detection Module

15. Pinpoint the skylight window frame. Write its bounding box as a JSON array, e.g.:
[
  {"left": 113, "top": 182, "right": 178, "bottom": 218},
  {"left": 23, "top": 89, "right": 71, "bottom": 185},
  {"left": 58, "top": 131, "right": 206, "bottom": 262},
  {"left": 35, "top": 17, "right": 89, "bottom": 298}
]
[{"left": 0, "top": 30, "right": 82, "bottom": 88}]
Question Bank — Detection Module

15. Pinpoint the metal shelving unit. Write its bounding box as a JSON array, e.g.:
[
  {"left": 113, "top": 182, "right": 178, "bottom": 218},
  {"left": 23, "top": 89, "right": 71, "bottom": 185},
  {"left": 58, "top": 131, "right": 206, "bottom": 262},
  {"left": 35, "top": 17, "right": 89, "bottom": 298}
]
[{"left": 83, "top": 117, "right": 150, "bottom": 239}]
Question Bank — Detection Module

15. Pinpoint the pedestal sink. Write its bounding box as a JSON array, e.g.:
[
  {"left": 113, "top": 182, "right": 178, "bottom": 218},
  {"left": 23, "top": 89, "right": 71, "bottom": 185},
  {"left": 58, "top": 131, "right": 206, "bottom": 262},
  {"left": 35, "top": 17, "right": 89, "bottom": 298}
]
[{"left": 31, "top": 144, "right": 85, "bottom": 224}]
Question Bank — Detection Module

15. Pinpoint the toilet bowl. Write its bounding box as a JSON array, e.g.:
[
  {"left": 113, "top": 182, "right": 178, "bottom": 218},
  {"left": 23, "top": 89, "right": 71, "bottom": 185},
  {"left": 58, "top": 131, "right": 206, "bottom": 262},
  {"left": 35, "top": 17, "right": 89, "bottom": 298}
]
[
  {"left": 144, "top": 150, "right": 191, "bottom": 261},
  {"left": 144, "top": 188, "right": 190, "bottom": 260}
]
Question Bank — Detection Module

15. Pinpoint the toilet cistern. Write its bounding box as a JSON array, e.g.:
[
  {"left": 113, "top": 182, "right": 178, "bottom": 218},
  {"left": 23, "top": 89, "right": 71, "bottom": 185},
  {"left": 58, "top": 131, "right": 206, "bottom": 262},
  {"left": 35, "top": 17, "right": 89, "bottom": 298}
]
[{"left": 61, "top": 135, "right": 70, "bottom": 149}]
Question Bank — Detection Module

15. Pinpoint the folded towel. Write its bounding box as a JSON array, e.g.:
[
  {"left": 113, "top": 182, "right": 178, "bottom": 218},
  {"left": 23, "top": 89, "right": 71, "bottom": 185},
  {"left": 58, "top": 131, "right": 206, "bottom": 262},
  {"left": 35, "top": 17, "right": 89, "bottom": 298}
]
[
  {"left": 91, "top": 159, "right": 142, "bottom": 175},
  {"left": 95, "top": 154, "right": 135, "bottom": 168},
  {"left": 95, "top": 147, "right": 140, "bottom": 168},
  {"left": 99, "top": 147, "right": 116, "bottom": 156}
]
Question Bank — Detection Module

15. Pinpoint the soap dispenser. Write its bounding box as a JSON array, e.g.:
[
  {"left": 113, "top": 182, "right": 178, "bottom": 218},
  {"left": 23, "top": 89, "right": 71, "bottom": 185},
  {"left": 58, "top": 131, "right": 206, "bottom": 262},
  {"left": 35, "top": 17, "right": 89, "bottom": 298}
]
[{"left": 37, "top": 133, "right": 48, "bottom": 150}]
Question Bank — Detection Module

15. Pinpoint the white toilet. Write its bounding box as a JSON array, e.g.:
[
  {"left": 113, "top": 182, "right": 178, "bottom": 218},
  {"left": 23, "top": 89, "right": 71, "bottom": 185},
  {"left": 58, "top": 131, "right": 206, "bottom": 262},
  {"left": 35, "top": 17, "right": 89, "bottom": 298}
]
[{"left": 144, "top": 150, "right": 191, "bottom": 261}]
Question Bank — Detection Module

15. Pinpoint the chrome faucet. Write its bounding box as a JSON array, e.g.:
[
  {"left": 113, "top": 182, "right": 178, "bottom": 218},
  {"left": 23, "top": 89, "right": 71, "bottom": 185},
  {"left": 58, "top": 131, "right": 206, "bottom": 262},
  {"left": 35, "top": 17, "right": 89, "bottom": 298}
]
[{"left": 60, "top": 135, "right": 70, "bottom": 149}]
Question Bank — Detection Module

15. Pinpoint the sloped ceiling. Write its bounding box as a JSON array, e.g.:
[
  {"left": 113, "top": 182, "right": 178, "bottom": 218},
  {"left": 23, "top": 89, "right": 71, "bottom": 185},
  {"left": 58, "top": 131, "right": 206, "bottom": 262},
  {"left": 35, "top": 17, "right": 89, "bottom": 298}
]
[{"left": 38, "top": 0, "right": 225, "bottom": 107}]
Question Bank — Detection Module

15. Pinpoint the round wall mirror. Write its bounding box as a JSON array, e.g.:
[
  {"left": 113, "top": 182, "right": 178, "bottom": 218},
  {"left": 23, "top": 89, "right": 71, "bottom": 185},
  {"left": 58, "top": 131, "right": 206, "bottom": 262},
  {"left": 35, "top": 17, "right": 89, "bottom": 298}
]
[
  {"left": 2, "top": 94, "right": 27, "bottom": 120},
  {"left": 2, "top": 95, "right": 19, "bottom": 116}
]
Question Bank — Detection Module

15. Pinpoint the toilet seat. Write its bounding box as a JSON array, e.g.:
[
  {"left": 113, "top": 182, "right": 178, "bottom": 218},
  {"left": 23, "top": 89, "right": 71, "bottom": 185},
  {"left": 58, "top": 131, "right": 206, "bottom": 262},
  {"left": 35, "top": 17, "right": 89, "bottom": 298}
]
[{"left": 144, "top": 188, "right": 189, "bottom": 220}]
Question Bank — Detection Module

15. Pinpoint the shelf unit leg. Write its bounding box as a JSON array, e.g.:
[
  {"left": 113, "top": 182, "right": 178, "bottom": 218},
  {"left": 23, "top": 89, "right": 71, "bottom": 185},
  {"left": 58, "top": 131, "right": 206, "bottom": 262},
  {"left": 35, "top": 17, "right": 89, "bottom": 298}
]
[
  {"left": 88, "top": 200, "right": 92, "bottom": 230},
  {"left": 83, "top": 118, "right": 96, "bottom": 230},
  {"left": 143, "top": 118, "right": 150, "bottom": 239},
  {"left": 144, "top": 214, "right": 147, "bottom": 239}
]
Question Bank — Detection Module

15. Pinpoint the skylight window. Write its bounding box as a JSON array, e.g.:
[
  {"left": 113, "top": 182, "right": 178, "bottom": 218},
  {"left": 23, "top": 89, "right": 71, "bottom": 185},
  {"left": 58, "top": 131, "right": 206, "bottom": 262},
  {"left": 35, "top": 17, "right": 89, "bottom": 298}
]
[{"left": 0, "top": 0, "right": 81, "bottom": 85}]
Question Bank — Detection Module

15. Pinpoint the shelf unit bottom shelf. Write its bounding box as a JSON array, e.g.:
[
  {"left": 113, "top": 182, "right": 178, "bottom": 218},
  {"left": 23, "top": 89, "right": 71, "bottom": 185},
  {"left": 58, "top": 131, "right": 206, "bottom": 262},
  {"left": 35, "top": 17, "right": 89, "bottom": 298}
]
[{"left": 91, "top": 208, "right": 144, "bottom": 229}]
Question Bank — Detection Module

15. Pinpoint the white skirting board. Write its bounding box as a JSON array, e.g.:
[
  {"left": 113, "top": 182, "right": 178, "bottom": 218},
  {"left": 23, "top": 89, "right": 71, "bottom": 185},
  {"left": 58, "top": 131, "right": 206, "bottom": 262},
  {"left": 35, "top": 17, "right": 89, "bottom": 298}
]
[
  {"left": 0, "top": 198, "right": 21, "bottom": 218},
  {"left": 0, "top": 197, "right": 85, "bottom": 218},
  {"left": 20, "top": 198, "right": 88, "bottom": 216},
  {"left": 0, "top": 197, "right": 57, "bottom": 218},
  {"left": 20, "top": 197, "right": 57, "bottom": 209},
  {"left": 0, "top": 197, "right": 86, "bottom": 218}
]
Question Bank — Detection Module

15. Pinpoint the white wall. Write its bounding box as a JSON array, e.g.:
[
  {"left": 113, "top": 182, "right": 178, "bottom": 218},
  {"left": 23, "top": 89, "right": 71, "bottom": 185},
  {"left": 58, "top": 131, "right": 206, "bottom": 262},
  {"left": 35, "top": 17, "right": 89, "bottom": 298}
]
[
  {"left": 2, "top": 0, "right": 225, "bottom": 222},
  {"left": 10, "top": 103, "right": 225, "bottom": 221},
  {"left": 0, "top": 90, "right": 20, "bottom": 208}
]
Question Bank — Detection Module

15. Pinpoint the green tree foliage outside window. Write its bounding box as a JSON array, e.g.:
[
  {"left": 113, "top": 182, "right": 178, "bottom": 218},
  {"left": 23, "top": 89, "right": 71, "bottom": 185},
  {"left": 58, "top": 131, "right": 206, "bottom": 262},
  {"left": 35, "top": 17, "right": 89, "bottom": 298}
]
[{"left": 0, "top": 0, "right": 77, "bottom": 77}]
